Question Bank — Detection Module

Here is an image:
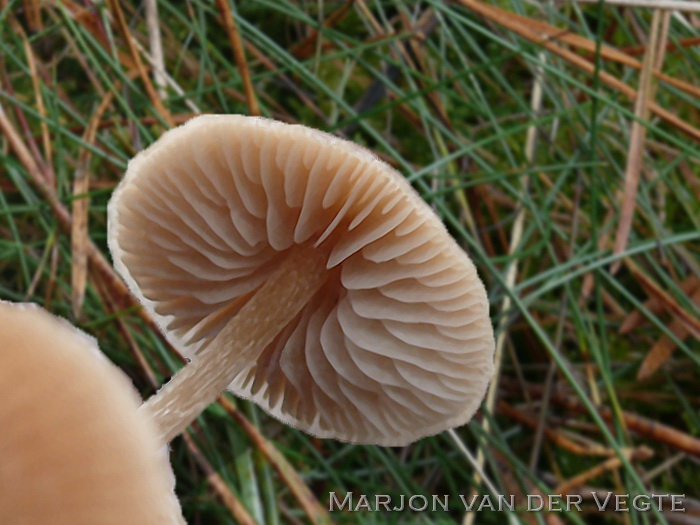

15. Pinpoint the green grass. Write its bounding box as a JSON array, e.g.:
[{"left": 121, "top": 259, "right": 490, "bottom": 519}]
[{"left": 1, "top": 1, "right": 699, "bottom": 523}]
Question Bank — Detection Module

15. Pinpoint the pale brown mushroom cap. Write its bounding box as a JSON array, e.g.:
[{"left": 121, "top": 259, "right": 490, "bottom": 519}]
[
  {"left": 109, "top": 115, "right": 495, "bottom": 446},
  {"left": 0, "top": 302, "right": 184, "bottom": 525}
]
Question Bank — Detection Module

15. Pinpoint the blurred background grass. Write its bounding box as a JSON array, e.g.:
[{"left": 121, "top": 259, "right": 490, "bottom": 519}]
[{"left": 1, "top": 0, "right": 699, "bottom": 523}]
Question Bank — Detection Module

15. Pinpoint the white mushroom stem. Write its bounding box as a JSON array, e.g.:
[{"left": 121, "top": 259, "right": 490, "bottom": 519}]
[{"left": 141, "top": 245, "right": 330, "bottom": 443}]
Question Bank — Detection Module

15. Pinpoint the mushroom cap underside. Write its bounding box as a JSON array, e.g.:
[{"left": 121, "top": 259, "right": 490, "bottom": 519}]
[{"left": 109, "top": 115, "right": 495, "bottom": 445}]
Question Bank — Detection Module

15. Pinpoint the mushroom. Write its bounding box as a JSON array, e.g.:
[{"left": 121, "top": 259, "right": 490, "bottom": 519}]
[
  {"left": 0, "top": 301, "right": 184, "bottom": 525},
  {"left": 109, "top": 115, "right": 495, "bottom": 446}
]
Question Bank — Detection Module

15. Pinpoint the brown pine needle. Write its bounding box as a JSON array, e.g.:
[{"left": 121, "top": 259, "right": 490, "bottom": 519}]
[
  {"left": 218, "top": 397, "right": 333, "bottom": 525},
  {"left": 554, "top": 447, "right": 653, "bottom": 494},
  {"left": 620, "top": 276, "right": 700, "bottom": 333},
  {"left": 554, "top": 391, "right": 700, "bottom": 457},
  {"left": 457, "top": 0, "right": 700, "bottom": 100},
  {"left": 21, "top": 32, "right": 53, "bottom": 188},
  {"left": 23, "top": 0, "right": 43, "bottom": 31},
  {"left": 215, "top": 0, "right": 260, "bottom": 116},
  {"left": 626, "top": 260, "right": 700, "bottom": 338},
  {"left": 57, "top": 0, "right": 136, "bottom": 72},
  {"left": 637, "top": 286, "right": 700, "bottom": 379},
  {"left": 455, "top": 0, "right": 700, "bottom": 142},
  {"left": 499, "top": 402, "right": 611, "bottom": 456},
  {"left": 623, "top": 35, "right": 700, "bottom": 56}
]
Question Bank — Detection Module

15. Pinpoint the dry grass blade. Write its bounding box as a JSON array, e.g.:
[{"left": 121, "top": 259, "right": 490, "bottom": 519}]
[
  {"left": 0, "top": 102, "right": 66, "bottom": 221},
  {"left": 0, "top": 21, "right": 54, "bottom": 186},
  {"left": 64, "top": 113, "right": 196, "bottom": 136},
  {"left": 71, "top": 91, "right": 115, "bottom": 319},
  {"left": 455, "top": 0, "right": 700, "bottom": 142},
  {"left": 215, "top": 0, "right": 260, "bottom": 116},
  {"left": 462, "top": 52, "right": 539, "bottom": 524},
  {"left": 355, "top": 0, "right": 385, "bottom": 35},
  {"left": 449, "top": 429, "right": 518, "bottom": 525},
  {"left": 145, "top": 0, "right": 167, "bottom": 98},
  {"left": 218, "top": 397, "right": 332, "bottom": 525},
  {"left": 105, "top": 0, "right": 174, "bottom": 127},
  {"left": 611, "top": 9, "right": 663, "bottom": 274},
  {"left": 130, "top": 39, "right": 201, "bottom": 114},
  {"left": 70, "top": 170, "right": 90, "bottom": 317}
]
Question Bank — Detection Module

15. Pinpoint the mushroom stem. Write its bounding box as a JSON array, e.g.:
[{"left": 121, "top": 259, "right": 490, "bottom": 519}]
[{"left": 141, "top": 245, "right": 330, "bottom": 443}]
